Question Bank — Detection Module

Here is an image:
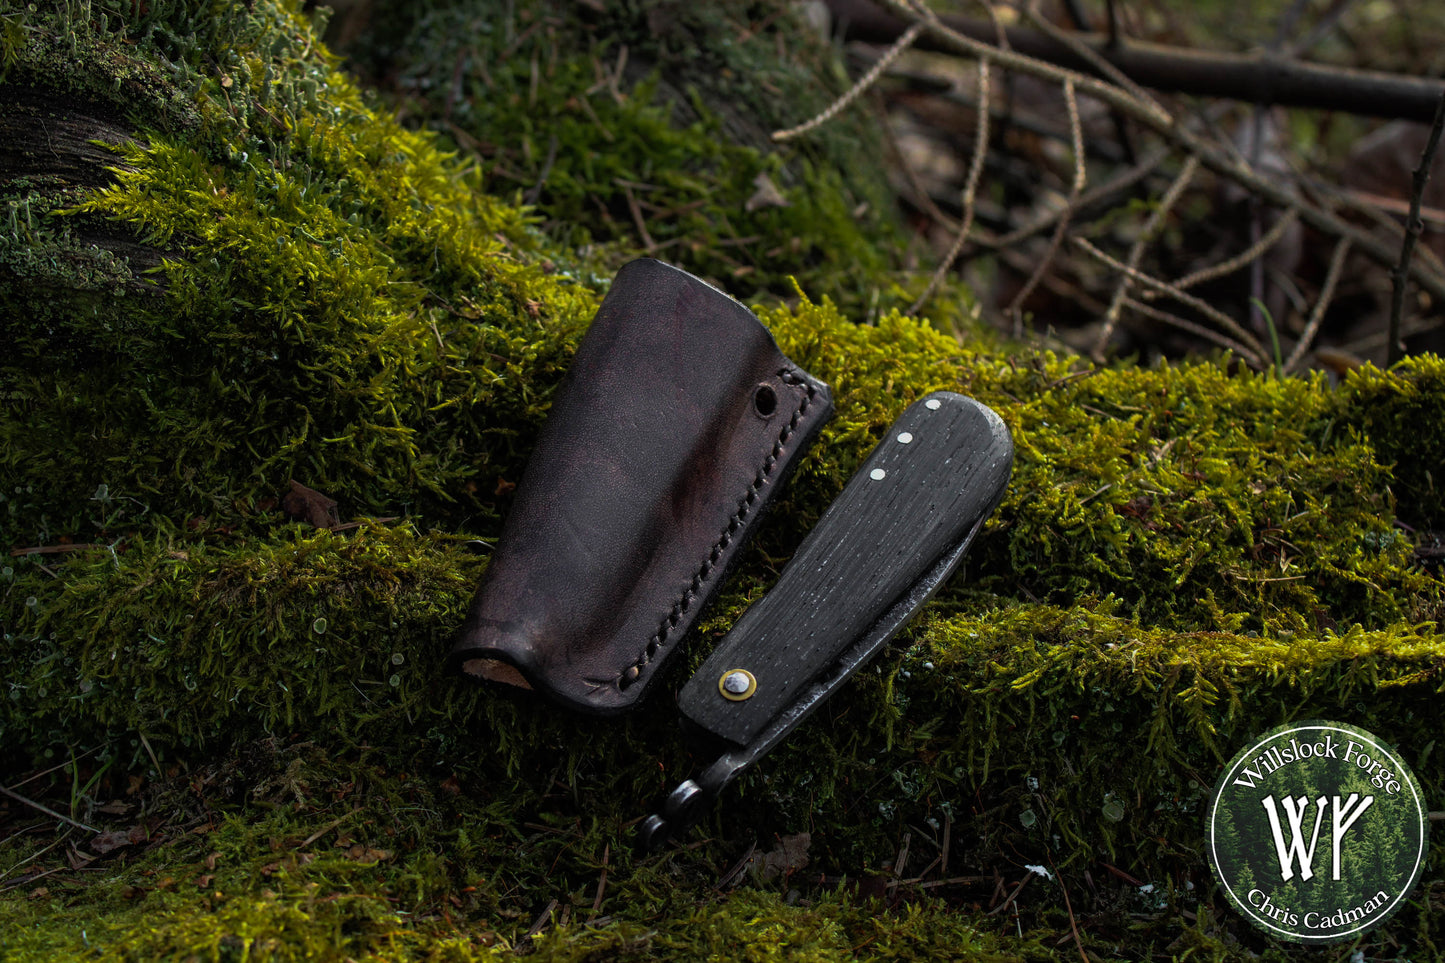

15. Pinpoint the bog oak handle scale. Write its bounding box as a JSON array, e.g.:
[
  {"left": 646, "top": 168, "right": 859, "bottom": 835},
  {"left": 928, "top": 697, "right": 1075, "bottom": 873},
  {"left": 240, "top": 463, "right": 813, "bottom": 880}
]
[{"left": 638, "top": 392, "right": 1012, "bottom": 852}]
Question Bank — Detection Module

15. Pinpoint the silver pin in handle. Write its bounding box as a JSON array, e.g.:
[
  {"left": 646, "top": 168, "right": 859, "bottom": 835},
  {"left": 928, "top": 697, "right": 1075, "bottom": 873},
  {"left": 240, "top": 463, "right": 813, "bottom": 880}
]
[{"left": 637, "top": 392, "right": 1013, "bottom": 851}]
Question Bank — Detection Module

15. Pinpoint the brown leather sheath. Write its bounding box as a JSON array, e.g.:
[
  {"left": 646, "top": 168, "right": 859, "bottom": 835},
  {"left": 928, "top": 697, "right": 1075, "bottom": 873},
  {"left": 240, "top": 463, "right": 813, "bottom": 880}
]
[{"left": 450, "top": 258, "right": 833, "bottom": 715}]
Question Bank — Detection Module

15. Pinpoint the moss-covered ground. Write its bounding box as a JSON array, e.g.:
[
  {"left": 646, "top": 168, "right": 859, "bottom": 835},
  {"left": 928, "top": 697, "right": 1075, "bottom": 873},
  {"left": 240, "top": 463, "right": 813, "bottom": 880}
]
[{"left": 1, "top": 1, "right": 1442, "bottom": 960}]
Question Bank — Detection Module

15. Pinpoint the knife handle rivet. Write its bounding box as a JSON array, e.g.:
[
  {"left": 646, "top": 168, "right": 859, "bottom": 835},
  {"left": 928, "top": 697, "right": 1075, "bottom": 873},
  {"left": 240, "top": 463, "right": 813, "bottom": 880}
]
[
  {"left": 869, "top": 468, "right": 887, "bottom": 481},
  {"left": 897, "top": 432, "right": 913, "bottom": 444},
  {"left": 719, "top": 669, "right": 757, "bottom": 700},
  {"left": 925, "top": 398, "right": 942, "bottom": 410}
]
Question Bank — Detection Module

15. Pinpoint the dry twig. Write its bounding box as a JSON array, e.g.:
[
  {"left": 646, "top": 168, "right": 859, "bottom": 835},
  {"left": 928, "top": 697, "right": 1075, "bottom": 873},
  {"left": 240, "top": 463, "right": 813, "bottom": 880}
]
[
  {"left": 910, "top": 55, "right": 993, "bottom": 314},
  {"left": 1164, "top": 209, "right": 1300, "bottom": 294},
  {"left": 1075, "top": 235, "right": 1266, "bottom": 361},
  {"left": 1015, "top": 0, "right": 1168, "bottom": 121},
  {"left": 773, "top": 21, "right": 925, "bottom": 142},
  {"left": 878, "top": 0, "right": 1445, "bottom": 311},
  {"left": 979, "top": 145, "right": 1171, "bottom": 250},
  {"left": 1388, "top": 89, "right": 1445, "bottom": 365},
  {"left": 1007, "top": 77, "right": 1086, "bottom": 330},
  {"left": 0, "top": 785, "right": 99, "bottom": 836},
  {"left": 588, "top": 843, "right": 609, "bottom": 921},
  {"left": 1121, "top": 296, "right": 1265, "bottom": 364},
  {"left": 1092, "top": 155, "right": 1199, "bottom": 357},
  {"left": 1285, "top": 237, "right": 1351, "bottom": 374}
]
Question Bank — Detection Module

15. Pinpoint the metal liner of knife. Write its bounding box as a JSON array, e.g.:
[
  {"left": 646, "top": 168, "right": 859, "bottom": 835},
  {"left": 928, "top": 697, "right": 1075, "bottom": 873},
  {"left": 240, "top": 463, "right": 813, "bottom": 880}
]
[{"left": 637, "top": 391, "right": 1013, "bottom": 851}]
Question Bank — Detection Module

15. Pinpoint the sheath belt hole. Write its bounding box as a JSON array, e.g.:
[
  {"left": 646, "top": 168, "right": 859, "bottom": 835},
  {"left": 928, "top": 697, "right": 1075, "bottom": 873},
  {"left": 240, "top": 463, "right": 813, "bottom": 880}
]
[{"left": 753, "top": 384, "right": 778, "bottom": 418}]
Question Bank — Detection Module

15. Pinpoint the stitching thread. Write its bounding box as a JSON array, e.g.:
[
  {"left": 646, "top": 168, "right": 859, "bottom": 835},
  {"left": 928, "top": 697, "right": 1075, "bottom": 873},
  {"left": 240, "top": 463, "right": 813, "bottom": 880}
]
[{"left": 618, "top": 370, "right": 816, "bottom": 687}]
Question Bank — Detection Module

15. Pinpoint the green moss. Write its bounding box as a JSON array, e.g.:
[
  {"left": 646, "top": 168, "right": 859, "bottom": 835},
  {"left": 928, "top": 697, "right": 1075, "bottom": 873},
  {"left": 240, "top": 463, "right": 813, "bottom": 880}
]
[
  {"left": 754, "top": 300, "right": 1439, "bottom": 635},
  {"left": 0, "top": 760, "right": 1033, "bottom": 963},
  {"left": 1, "top": 0, "right": 594, "bottom": 547},
  {"left": 349, "top": 0, "right": 912, "bottom": 315},
  {"left": 2, "top": 1, "right": 1444, "bottom": 961},
  {"left": 1337, "top": 354, "right": 1445, "bottom": 528}
]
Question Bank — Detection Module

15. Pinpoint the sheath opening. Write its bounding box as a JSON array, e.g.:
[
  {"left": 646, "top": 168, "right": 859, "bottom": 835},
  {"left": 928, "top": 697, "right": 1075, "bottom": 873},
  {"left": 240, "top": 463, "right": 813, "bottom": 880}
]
[{"left": 462, "top": 657, "right": 534, "bottom": 691}]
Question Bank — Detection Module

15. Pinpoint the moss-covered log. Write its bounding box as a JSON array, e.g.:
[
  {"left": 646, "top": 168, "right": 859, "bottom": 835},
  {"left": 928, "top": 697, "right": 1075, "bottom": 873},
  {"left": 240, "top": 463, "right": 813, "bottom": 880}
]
[{"left": 2, "top": 2, "right": 1442, "bottom": 961}]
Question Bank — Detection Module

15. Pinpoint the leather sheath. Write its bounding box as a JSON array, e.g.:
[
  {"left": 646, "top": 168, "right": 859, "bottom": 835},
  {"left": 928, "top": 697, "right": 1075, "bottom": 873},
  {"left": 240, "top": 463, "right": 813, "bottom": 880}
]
[{"left": 450, "top": 258, "right": 833, "bottom": 715}]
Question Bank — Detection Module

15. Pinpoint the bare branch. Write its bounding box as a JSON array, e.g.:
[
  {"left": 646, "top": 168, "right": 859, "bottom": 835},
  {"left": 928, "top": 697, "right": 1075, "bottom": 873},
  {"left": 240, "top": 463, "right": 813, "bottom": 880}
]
[
  {"left": 1013, "top": 1, "right": 1168, "bottom": 121},
  {"left": 1075, "top": 236, "right": 1267, "bottom": 358},
  {"left": 911, "top": 55, "right": 992, "bottom": 315},
  {"left": 1121, "top": 297, "right": 1265, "bottom": 365},
  {"left": 772, "top": 20, "right": 925, "bottom": 142},
  {"left": 1285, "top": 237, "right": 1351, "bottom": 374},
  {"left": 871, "top": 0, "right": 1445, "bottom": 307},
  {"left": 1163, "top": 210, "right": 1300, "bottom": 294},
  {"left": 0, "top": 784, "right": 99, "bottom": 836},
  {"left": 1388, "top": 90, "right": 1445, "bottom": 365},
  {"left": 981, "top": 145, "right": 1171, "bottom": 250},
  {"left": 1007, "top": 77, "right": 1087, "bottom": 327},
  {"left": 829, "top": 0, "right": 1445, "bottom": 122},
  {"left": 1093, "top": 155, "right": 1199, "bottom": 358}
]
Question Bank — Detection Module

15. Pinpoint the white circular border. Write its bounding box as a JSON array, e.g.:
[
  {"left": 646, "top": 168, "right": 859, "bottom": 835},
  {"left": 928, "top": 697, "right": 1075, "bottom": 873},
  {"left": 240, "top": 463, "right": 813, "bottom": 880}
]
[{"left": 1207, "top": 721, "right": 1429, "bottom": 943}]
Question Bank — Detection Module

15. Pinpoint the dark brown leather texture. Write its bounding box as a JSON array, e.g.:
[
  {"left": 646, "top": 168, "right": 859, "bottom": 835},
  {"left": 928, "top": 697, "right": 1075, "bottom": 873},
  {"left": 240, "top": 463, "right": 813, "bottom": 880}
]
[{"left": 450, "top": 258, "right": 833, "bottom": 715}]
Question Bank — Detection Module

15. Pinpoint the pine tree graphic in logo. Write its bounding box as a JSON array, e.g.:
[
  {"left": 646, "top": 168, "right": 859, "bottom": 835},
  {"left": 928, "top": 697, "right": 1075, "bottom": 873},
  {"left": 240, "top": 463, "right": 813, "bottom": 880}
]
[{"left": 1207, "top": 721, "right": 1429, "bottom": 943}]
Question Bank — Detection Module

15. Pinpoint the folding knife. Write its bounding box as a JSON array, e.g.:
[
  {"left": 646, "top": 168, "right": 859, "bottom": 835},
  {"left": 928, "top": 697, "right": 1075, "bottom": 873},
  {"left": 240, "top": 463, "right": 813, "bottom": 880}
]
[{"left": 638, "top": 391, "right": 1013, "bottom": 850}]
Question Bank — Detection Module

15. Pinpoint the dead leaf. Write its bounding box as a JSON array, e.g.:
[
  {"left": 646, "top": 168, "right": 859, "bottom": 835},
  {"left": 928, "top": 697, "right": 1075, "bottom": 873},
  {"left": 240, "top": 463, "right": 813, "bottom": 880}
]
[
  {"left": 90, "top": 830, "right": 136, "bottom": 854},
  {"left": 754, "top": 832, "right": 810, "bottom": 882},
  {"left": 96, "top": 799, "right": 132, "bottom": 815},
  {"left": 344, "top": 844, "right": 391, "bottom": 864},
  {"left": 281, "top": 479, "right": 340, "bottom": 529},
  {"left": 194, "top": 874, "right": 214, "bottom": 889},
  {"left": 28, "top": 886, "right": 48, "bottom": 900},
  {"left": 205, "top": 851, "right": 221, "bottom": 871},
  {"left": 744, "top": 172, "right": 788, "bottom": 212}
]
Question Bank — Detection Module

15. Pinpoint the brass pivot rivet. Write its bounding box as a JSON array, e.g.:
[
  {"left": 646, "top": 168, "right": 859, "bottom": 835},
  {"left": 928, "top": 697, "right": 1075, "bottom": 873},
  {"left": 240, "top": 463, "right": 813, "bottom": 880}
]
[{"left": 719, "top": 669, "right": 757, "bottom": 701}]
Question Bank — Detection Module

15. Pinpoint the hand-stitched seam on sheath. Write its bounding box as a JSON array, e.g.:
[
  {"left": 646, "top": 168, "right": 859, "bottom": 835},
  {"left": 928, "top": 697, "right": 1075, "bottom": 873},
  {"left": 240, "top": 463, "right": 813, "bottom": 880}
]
[{"left": 615, "top": 371, "right": 816, "bottom": 688}]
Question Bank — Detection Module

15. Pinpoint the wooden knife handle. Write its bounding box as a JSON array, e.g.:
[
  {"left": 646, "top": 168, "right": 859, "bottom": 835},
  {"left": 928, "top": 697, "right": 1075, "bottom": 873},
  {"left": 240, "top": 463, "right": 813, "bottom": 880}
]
[{"left": 678, "top": 392, "right": 1013, "bottom": 748}]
